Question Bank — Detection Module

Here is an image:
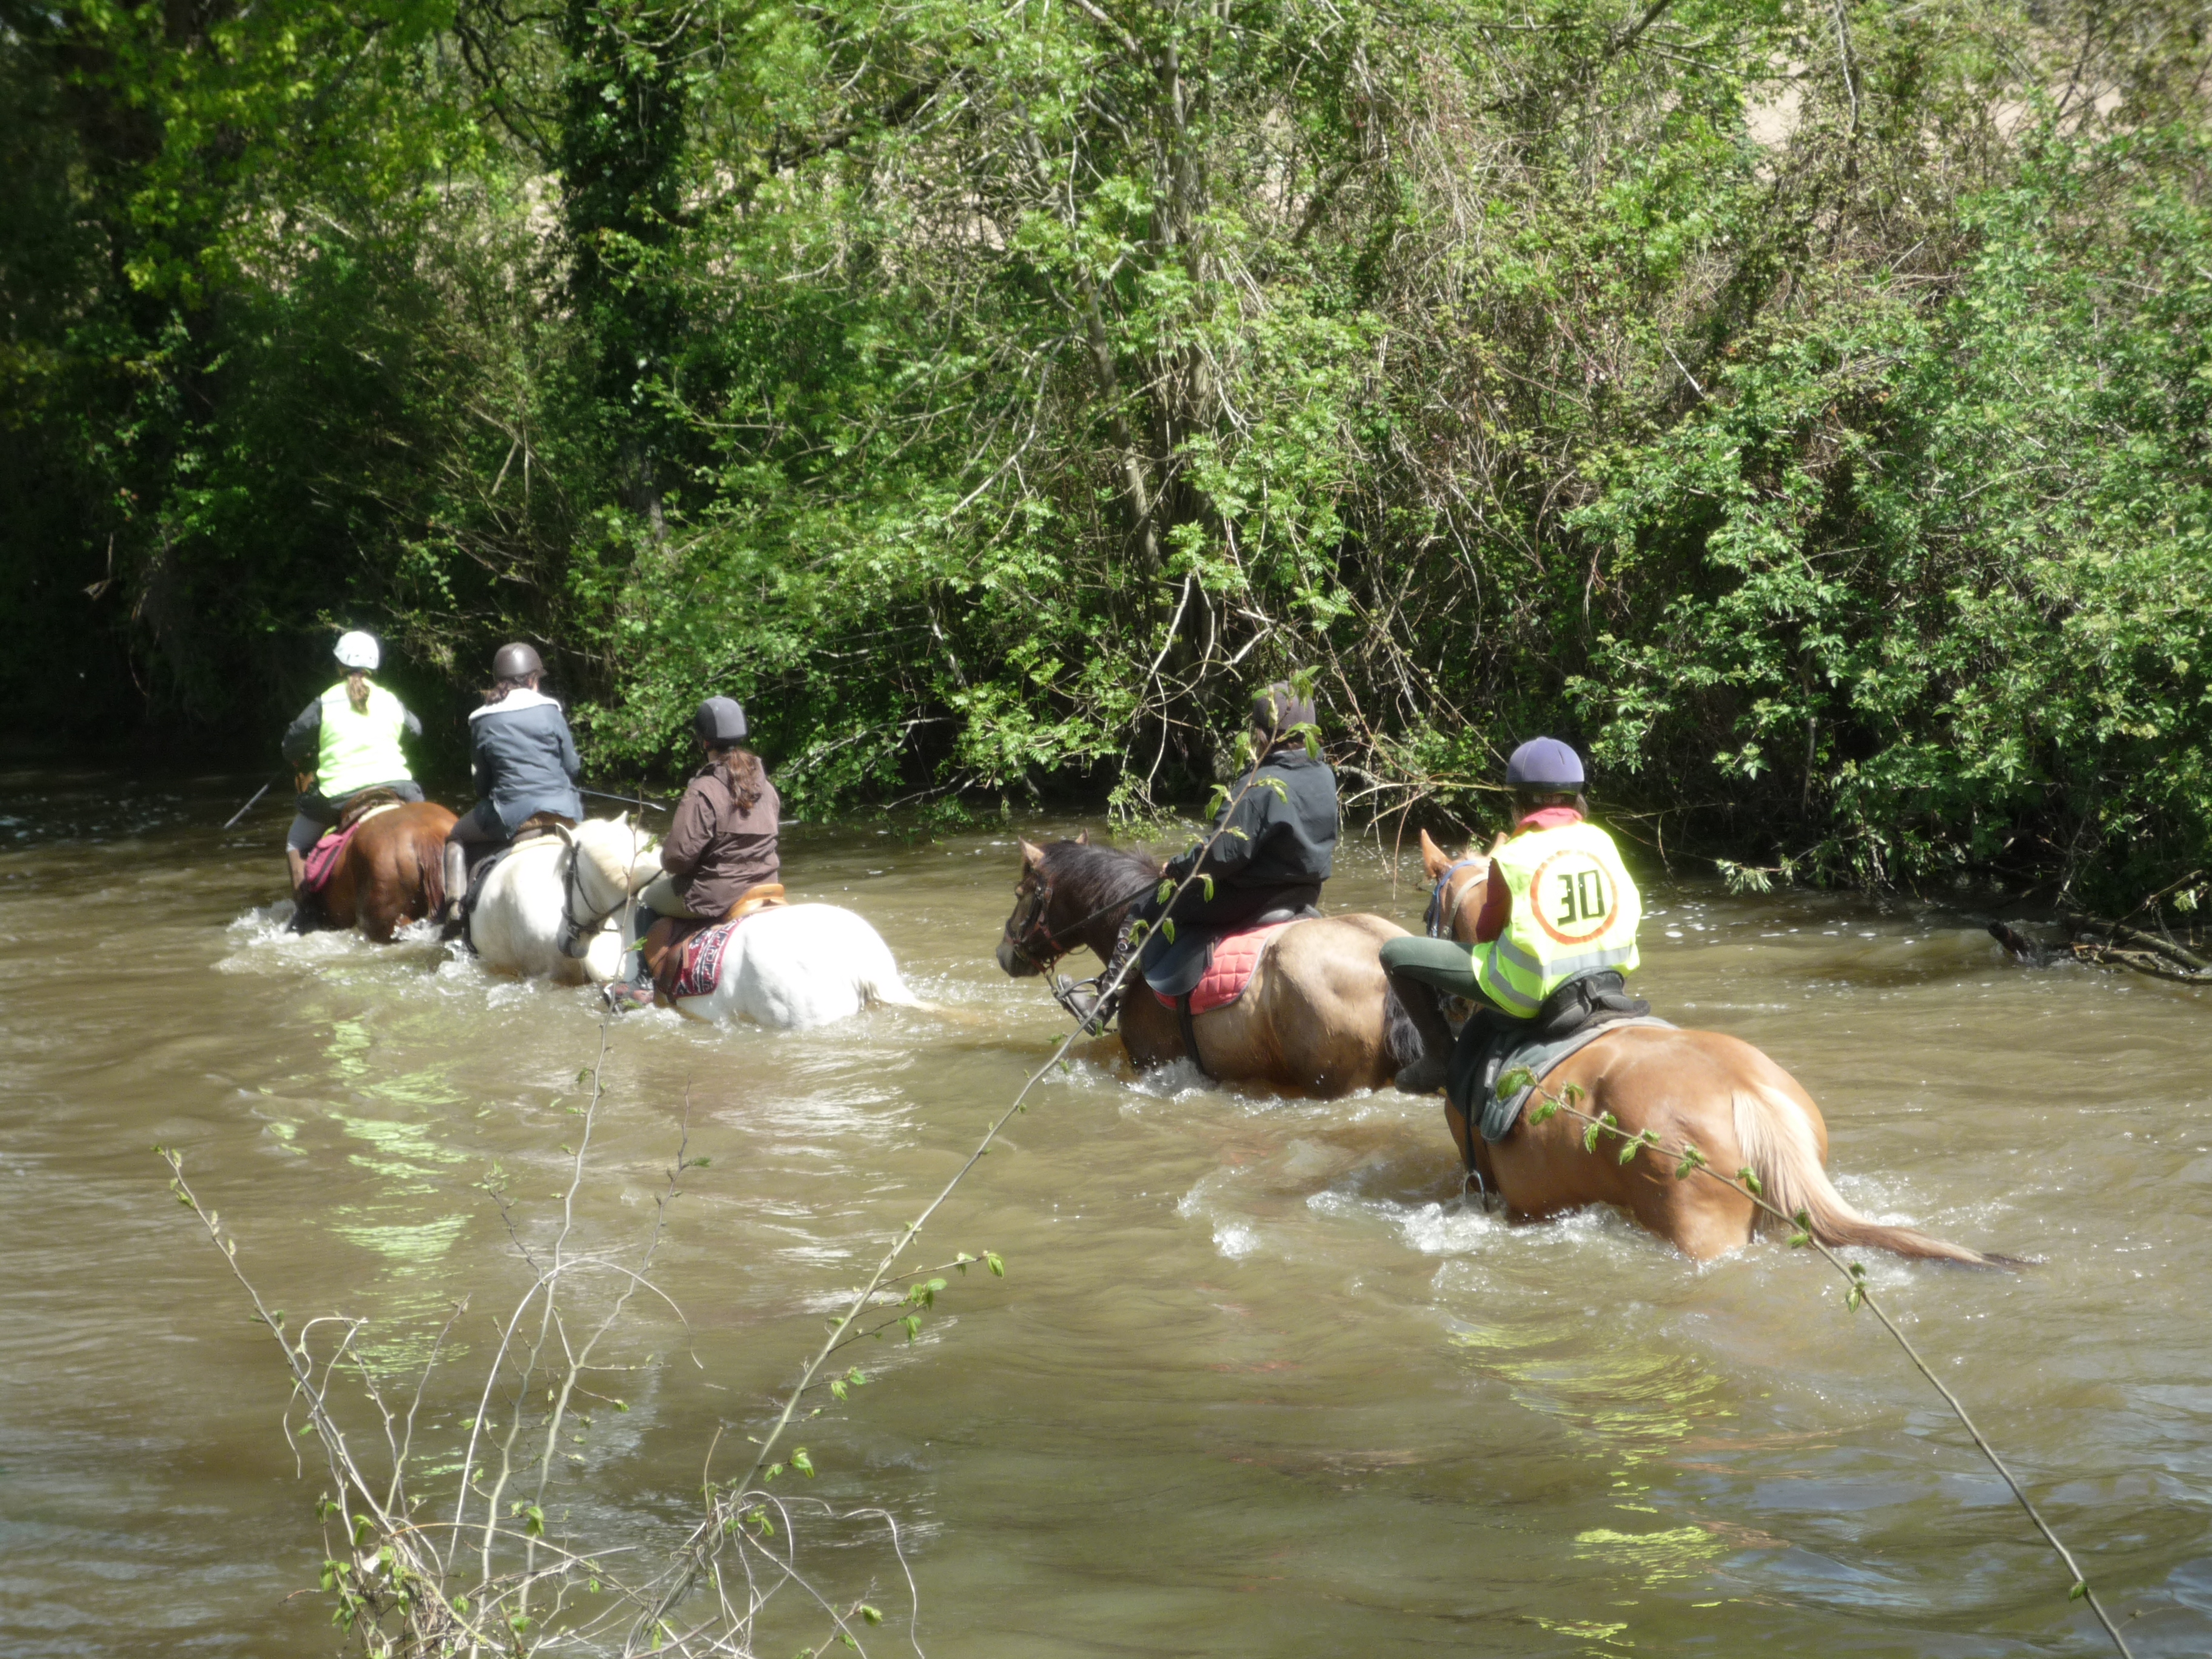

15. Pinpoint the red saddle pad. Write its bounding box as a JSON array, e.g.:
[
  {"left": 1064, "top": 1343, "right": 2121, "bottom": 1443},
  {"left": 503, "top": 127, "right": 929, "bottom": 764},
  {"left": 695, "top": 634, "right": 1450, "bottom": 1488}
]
[{"left": 1155, "top": 919, "right": 1298, "bottom": 1016}]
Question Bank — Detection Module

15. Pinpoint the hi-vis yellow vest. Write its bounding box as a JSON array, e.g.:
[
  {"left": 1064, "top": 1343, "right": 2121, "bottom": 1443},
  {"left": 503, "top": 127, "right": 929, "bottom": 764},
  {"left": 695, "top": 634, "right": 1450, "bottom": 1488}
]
[
  {"left": 317, "top": 681, "right": 412, "bottom": 797},
  {"left": 1473, "top": 819, "right": 1642, "bottom": 1016}
]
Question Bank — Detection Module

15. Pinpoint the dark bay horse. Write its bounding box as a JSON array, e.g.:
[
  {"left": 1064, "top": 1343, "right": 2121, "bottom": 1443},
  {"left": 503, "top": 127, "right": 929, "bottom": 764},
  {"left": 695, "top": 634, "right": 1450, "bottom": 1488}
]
[
  {"left": 301, "top": 800, "right": 457, "bottom": 943},
  {"left": 1417, "top": 831, "right": 2011, "bottom": 1265},
  {"left": 996, "top": 837, "right": 1416, "bottom": 1096}
]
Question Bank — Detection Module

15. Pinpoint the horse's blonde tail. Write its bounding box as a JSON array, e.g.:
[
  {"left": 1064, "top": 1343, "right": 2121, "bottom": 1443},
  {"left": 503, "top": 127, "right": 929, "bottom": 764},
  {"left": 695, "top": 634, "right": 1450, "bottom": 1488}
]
[
  {"left": 860, "top": 969, "right": 928, "bottom": 1011},
  {"left": 1732, "top": 1084, "right": 2017, "bottom": 1269}
]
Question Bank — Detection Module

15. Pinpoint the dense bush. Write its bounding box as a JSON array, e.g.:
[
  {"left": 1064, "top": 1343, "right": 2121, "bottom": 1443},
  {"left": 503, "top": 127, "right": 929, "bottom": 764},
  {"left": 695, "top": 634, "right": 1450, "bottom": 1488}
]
[{"left": 3, "top": 0, "right": 2208, "bottom": 905}]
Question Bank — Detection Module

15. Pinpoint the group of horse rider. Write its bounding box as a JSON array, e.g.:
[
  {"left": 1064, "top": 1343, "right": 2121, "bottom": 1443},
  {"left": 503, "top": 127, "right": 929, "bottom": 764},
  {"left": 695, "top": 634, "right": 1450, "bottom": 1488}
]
[
  {"left": 1072, "top": 680, "right": 1644, "bottom": 1096},
  {"left": 281, "top": 631, "right": 782, "bottom": 1002},
  {"left": 283, "top": 633, "right": 1641, "bottom": 1085}
]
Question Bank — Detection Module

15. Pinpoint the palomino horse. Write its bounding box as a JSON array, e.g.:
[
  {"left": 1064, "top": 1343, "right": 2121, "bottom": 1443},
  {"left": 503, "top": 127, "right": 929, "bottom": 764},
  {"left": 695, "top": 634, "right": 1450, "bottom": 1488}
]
[
  {"left": 466, "top": 816, "right": 660, "bottom": 985},
  {"left": 1416, "top": 831, "right": 2010, "bottom": 1265},
  {"left": 300, "top": 800, "right": 457, "bottom": 942},
  {"left": 996, "top": 837, "right": 1416, "bottom": 1096},
  {"left": 659, "top": 904, "right": 923, "bottom": 1028}
]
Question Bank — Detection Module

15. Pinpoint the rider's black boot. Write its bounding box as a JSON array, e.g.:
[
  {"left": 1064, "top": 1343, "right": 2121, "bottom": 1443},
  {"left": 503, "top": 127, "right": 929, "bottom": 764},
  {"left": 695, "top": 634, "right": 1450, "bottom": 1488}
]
[{"left": 1387, "top": 970, "right": 1455, "bottom": 1095}]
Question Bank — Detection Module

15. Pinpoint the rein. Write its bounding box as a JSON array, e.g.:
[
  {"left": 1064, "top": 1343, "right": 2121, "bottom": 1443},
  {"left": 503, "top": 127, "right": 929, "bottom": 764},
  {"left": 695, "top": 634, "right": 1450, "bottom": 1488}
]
[{"left": 1424, "top": 857, "right": 1487, "bottom": 941}]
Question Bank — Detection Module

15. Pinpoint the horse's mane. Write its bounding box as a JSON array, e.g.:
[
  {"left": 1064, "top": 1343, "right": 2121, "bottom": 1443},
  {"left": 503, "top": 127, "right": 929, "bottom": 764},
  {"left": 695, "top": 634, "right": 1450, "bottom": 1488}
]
[{"left": 1039, "top": 839, "right": 1161, "bottom": 920}]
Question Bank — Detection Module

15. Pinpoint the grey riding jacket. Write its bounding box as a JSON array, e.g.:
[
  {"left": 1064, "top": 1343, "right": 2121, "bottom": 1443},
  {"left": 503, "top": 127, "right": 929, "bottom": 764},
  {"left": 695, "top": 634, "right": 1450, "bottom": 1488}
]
[{"left": 468, "top": 688, "right": 584, "bottom": 832}]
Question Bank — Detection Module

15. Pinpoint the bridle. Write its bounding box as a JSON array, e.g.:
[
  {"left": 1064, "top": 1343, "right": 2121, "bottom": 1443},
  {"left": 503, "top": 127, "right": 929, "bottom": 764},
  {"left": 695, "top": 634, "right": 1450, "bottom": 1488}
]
[
  {"left": 556, "top": 830, "right": 634, "bottom": 959},
  {"left": 1423, "top": 857, "right": 1487, "bottom": 942},
  {"left": 1001, "top": 876, "right": 1070, "bottom": 972}
]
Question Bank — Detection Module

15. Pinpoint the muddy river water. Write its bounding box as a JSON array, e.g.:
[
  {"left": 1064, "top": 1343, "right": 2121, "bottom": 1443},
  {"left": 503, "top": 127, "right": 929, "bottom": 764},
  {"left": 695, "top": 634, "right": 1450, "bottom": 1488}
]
[{"left": 2, "top": 767, "right": 2209, "bottom": 1657}]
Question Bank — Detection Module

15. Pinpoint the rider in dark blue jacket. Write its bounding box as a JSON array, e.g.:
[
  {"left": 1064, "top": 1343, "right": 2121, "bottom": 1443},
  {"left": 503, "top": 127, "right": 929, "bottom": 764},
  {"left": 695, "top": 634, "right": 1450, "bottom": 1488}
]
[{"left": 441, "top": 642, "right": 584, "bottom": 920}]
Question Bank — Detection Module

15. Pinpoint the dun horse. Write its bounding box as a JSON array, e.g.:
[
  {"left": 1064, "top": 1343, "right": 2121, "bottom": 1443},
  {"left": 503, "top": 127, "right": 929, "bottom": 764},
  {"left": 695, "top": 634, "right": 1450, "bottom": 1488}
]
[
  {"left": 997, "top": 837, "right": 1416, "bottom": 1096},
  {"left": 298, "top": 800, "right": 457, "bottom": 942},
  {"left": 1418, "top": 831, "right": 2013, "bottom": 1265}
]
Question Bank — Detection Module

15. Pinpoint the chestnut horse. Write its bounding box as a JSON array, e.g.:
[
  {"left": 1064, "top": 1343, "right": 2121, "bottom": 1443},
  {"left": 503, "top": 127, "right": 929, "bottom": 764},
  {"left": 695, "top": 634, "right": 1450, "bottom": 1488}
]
[
  {"left": 300, "top": 801, "right": 457, "bottom": 942},
  {"left": 1417, "top": 830, "right": 2010, "bottom": 1265},
  {"left": 996, "top": 837, "right": 1417, "bottom": 1096}
]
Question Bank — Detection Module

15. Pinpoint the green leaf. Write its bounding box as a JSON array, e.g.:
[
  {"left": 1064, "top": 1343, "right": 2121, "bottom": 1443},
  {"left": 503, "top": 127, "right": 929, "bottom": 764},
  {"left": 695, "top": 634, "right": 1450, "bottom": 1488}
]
[
  {"left": 830, "top": 1379, "right": 846, "bottom": 1401},
  {"left": 1497, "top": 1067, "right": 1535, "bottom": 1097},
  {"left": 1200, "top": 874, "right": 1214, "bottom": 900},
  {"left": 1738, "top": 1166, "right": 1763, "bottom": 1196},
  {"left": 2069, "top": 1581, "right": 2088, "bottom": 1602},
  {"left": 1528, "top": 1098, "right": 1558, "bottom": 1124},
  {"left": 985, "top": 1250, "right": 1004, "bottom": 1276},
  {"left": 1156, "top": 879, "right": 1173, "bottom": 903},
  {"left": 1161, "top": 919, "right": 1176, "bottom": 943},
  {"left": 792, "top": 1448, "right": 814, "bottom": 1478},
  {"left": 860, "top": 1604, "right": 884, "bottom": 1624},
  {"left": 1788, "top": 1231, "right": 1811, "bottom": 1248},
  {"left": 523, "top": 1503, "right": 545, "bottom": 1537},
  {"left": 1845, "top": 1285, "right": 1863, "bottom": 1312}
]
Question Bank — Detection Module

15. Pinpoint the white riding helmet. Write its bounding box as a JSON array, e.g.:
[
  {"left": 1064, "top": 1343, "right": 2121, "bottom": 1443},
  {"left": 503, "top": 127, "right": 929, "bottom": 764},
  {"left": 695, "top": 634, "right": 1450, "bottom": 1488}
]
[{"left": 333, "top": 630, "right": 381, "bottom": 672}]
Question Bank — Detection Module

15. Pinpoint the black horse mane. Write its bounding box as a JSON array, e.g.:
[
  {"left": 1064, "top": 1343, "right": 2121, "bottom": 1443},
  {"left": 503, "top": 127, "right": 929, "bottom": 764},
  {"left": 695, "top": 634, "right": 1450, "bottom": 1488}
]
[{"left": 1039, "top": 838, "right": 1161, "bottom": 923}]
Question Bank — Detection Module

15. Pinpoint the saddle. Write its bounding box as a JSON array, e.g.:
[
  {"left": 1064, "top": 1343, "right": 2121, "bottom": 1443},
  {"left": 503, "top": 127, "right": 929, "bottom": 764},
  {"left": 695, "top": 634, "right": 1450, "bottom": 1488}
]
[
  {"left": 1446, "top": 971, "right": 1669, "bottom": 1144},
  {"left": 335, "top": 788, "right": 406, "bottom": 832},
  {"left": 641, "top": 883, "right": 788, "bottom": 1002},
  {"left": 1138, "top": 903, "right": 1319, "bottom": 1079},
  {"left": 452, "top": 812, "right": 581, "bottom": 942}
]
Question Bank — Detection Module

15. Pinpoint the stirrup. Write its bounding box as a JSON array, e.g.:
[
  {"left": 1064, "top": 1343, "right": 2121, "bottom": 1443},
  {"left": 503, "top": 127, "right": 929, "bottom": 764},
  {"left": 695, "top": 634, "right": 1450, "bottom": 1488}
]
[{"left": 1051, "top": 973, "right": 1113, "bottom": 1035}]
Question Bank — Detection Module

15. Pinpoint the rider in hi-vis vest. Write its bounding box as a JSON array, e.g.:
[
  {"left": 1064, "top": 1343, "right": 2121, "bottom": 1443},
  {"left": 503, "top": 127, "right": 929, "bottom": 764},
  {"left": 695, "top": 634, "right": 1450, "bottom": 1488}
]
[
  {"left": 1379, "top": 736, "right": 1641, "bottom": 1094},
  {"left": 1473, "top": 816, "right": 1641, "bottom": 1016},
  {"left": 279, "top": 630, "right": 425, "bottom": 900}
]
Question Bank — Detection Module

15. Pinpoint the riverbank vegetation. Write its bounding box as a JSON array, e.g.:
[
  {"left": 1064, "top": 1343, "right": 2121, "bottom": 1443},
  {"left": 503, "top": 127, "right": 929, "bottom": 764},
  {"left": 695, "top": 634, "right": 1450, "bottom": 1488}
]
[{"left": 4, "top": 0, "right": 2210, "bottom": 904}]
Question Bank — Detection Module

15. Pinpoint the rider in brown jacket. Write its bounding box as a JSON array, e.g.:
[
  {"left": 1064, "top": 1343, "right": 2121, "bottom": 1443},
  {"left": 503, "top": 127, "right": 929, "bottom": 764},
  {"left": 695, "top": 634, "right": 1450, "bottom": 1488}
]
[{"left": 610, "top": 697, "right": 780, "bottom": 1005}]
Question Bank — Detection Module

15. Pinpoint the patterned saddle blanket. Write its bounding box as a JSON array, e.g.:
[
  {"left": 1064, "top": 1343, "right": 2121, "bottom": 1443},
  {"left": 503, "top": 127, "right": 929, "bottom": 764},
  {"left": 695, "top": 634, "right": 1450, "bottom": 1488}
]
[{"left": 645, "top": 884, "right": 789, "bottom": 1002}]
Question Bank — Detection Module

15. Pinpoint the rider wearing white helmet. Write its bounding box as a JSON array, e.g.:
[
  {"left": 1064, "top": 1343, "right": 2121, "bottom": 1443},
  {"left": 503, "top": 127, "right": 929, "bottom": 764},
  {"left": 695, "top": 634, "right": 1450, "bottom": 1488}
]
[{"left": 279, "top": 630, "right": 424, "bottom": 899}]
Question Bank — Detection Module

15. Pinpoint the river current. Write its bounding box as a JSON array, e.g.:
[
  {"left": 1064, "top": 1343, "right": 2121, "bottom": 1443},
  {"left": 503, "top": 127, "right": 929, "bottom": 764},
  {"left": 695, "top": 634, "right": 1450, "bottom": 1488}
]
[{"left": 2, "top": 767, "right": 2208, "bottom": 1656}]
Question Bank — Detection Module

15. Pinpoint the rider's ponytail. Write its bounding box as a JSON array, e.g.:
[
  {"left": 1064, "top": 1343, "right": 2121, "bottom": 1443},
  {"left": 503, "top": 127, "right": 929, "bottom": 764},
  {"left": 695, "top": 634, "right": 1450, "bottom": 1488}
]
[{"left": 719, "top": 746, "right": 766, "bottom": 815}]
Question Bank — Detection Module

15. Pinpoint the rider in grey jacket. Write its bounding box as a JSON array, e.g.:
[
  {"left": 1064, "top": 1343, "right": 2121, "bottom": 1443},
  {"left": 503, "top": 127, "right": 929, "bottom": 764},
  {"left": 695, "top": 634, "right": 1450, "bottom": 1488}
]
[{"left": 441, "top": 642, "right": 584, "bottom": 920}]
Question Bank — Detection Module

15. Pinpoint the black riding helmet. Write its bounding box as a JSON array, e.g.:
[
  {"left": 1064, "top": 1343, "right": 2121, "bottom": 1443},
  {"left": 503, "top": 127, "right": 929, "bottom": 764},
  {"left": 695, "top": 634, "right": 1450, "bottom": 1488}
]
[
  {"left": 694, "top": 696, "right": 748, "bottom": 746},
  {"left": 493, "top": 642, "right": 545, "bottom": 681}
]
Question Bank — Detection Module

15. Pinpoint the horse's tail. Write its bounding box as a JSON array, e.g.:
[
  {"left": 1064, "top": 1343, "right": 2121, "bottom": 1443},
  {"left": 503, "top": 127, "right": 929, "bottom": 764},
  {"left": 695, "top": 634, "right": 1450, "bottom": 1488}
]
[
  {"left": 1381, "top": 984, "right": 1424, "bottom": 1073},
  {"left": 416, "top": 826, "right": 446, "bottom": 919},
  {"left": 1731, "top": 1083, "right": 2019, "bottom": 1269},
  {"left": 860, "top": 969, "right": 927, "bottom": 1011}
]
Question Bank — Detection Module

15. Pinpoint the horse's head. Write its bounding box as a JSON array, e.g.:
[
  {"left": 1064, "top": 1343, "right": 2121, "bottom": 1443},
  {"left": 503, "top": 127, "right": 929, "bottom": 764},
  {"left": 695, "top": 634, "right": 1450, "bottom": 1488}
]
[
  {"left": 1420, "top": 828, "right": 1494, "bottom": 945},
  {"left": 995, "top": 831, "right": 1156, "bottom": 977},
  {"left": 556, "top": 815, "right": 659, "bottom": 958}
]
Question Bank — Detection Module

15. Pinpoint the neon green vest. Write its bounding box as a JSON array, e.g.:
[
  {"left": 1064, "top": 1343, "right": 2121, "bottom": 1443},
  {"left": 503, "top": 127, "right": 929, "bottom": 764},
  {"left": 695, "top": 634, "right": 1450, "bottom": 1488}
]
[
  {"left": 317, "top": 681, "right": 412, "bottom": 797},
  {"left": 1473, "top": 819, "right": 1642, "bottom": 1016}
]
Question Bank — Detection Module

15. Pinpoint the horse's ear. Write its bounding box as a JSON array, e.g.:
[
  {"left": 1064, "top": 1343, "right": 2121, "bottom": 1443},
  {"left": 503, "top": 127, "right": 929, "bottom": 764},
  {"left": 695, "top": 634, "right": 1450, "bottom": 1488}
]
[
  {"left": 1074, "top": 828, "right": 1089, "bottom": 845},
  {"left": 1419, "top": 828, "right": 1449, "bottom": 879},
  {"left": 1019, "top": 838, "right": 1045, "bottom": 870},
  {"left": 1489, "top": 830, "right": 1509, "bottom": 856},
  {"left": 555, "top": 822, "right": 575, "bottom": 845}
]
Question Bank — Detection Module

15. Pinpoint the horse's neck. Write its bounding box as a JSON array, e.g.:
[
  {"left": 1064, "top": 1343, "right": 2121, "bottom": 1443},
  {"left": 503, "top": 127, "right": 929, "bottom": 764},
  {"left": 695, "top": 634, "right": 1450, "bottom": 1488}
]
[{"left": 1078, "top": 908, "right": 1128, "bottom": 965}]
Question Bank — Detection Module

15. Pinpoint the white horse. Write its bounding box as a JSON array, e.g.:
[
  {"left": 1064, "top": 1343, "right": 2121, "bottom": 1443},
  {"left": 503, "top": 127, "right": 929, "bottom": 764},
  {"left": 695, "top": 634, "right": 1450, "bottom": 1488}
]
[
  {"left": 466, "top": 816, "right": 659, "bottom": 985},
  {"left": 659, "top": 902, "right": 924, "bottom": 1028}
]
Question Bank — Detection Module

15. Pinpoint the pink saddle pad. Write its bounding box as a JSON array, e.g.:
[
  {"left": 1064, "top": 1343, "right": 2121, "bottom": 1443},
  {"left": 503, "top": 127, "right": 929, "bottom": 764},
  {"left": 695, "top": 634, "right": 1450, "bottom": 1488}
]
[
  {"left": 1153, "top": 919, "right": 1297, "bottom": 1016},
  {"left": 300, "top": 823, "right": 361, "bottom": 894}
]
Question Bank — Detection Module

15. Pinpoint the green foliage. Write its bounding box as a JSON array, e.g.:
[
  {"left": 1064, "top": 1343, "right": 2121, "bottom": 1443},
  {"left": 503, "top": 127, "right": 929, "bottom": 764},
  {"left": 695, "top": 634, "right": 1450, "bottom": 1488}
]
[{"left": 5, "top": 0, "right": 2211, "bottom": 902}]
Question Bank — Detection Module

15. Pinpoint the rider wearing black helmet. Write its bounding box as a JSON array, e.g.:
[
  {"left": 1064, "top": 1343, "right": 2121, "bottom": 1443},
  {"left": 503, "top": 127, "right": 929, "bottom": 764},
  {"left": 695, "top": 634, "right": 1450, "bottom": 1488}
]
[
  {"left": 607, "top": 695, "right": 781, "bottom": 1007},
  {"left": 441, "top": 642, "right": 584, "bottom": 920}
]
